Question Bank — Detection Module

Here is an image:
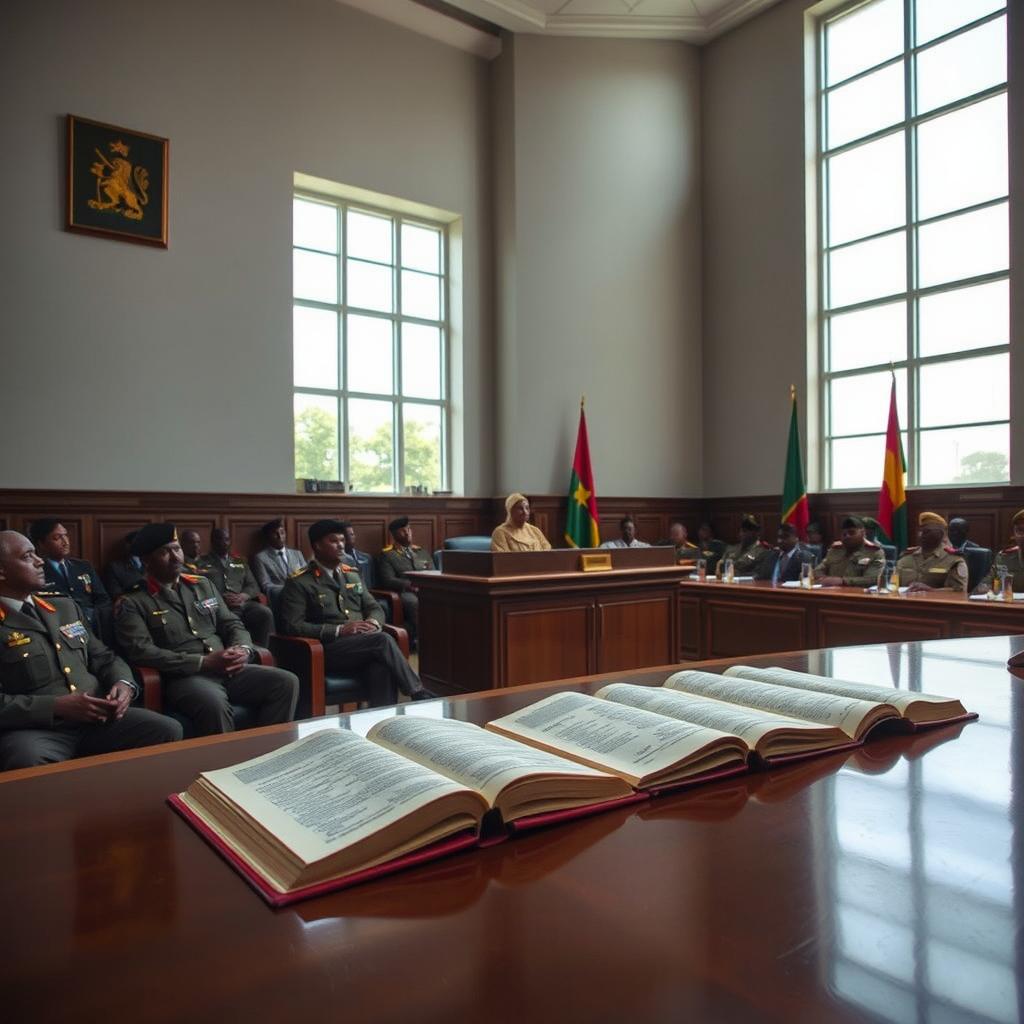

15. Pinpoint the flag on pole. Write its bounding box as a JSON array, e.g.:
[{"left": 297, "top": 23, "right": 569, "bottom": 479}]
[
  {"left": 877, "top": 376, "right": 908, "bottom": 553},
  {"left": 565, "top": 399, "right": 600, "bottom": 549},
  {"left": 781, "top": 386, "right": 810, "bottom": 538}
]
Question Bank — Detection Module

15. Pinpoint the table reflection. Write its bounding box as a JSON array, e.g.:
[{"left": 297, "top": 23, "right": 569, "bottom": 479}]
[{"left": 822, "top": 642, "right": 1018, "bottom": 1023}]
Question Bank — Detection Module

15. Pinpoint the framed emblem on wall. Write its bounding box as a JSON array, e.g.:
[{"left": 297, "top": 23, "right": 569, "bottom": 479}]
[{"left": 66, "top": 114, "right": 169, "bottom": 247}]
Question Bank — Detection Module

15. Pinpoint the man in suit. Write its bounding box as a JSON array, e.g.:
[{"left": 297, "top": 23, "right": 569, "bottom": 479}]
[
  {"left": 814, "top": 515, "right": 885, "bottom": 587},
  {"left": 29, "top": 518, "right": 111, "bottom": 640},
  {"left": 757, "top": 523, "right": 817, "bottom": 582},
  {"left": 0, "top": 529, "right": 181, "bottom": 770},
  {"left": 194, "top": 527, "right": 274, "bottom": 646},
  {"left": 252, "top": 518, "right": 305, "bottom": 603},
  {"left": 947, "top": 517, "right": 981, "bottom": 553},
  {"left": 102, "top": 530, "right": 146, "bottom": 599},
  {"left": 341, "top": 521, "right": 376, "bottom": 587},
  {"left": 279, "top": 519, "right": 432, "bottom": 703},
  {"left": 376, "top": 517, "right": 434, "bottom": 646},
  {"left": 114, "top": 523, "right": 298, "bottom": 735}
]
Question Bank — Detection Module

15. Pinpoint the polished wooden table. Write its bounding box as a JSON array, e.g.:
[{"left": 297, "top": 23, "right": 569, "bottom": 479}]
[
  {"left": 678, "top": 578, "right": 1024, "bottom": 662},
  {"left": 1, "top": 636, "right": 1020, "bottom": 1024},
  {"left": 411, "top": 547, "right": 689, "bottom": 694}
]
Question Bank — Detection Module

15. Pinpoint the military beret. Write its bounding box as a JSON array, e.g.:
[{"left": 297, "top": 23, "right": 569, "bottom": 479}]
[
  {"left": 388, "top": 516, "right": 410, "bottom": 535},
  {"left": 261, "top": 517, "right": 284, "bottom": 536},
  {"left": 28, "top": 517, "right": 62, "bottom": 543},
  {"left": 919, "top": 511, "right": 947, "bottom": 529},
  {"left": 1012, "top": 509, "right": 1024, "bottom": 527},
  {"left": 841, "top": 515, "right": 865, "bottom": 529},
  {"left": 740, "top": 514, "right": 760, "bottom": 531},
  {"left": 308, "top": 519, "right": 347, "bottom": 545},
  {"left": 131, "top": 522, "right": 179, "bottom": 557}
]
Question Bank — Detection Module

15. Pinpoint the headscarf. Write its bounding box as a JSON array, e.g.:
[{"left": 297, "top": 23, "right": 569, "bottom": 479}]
[{"left": 503, "top": 492, "right": 529, "bottom": 526}]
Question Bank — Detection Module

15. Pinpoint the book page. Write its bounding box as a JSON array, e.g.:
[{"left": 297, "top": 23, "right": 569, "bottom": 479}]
[
  {"left": 664, "top": 669, "right": 891, "bottom": 739},
  {"left": 722, "top": 665, "right": 962, "bottom": 718},
  {"left": 485, "top": 691, "right": 742, "bottom": 786},
  {"left": 597, "top": 682, "right": 838, "bottom": 747},
  {"left": 196, "top": 728, "right": 480, "bottom": 866},
  {"left": 368, "top": 716, "right": 623, "bottom": 808}
]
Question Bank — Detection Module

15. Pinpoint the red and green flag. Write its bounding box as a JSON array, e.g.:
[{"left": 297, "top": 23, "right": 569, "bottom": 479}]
[
  {"left": 781, "top": 387, "right": 809, "bottom": 538},
  {"left": 565, "top": 401, "right": 600, "bottom": 549},
  {"left": 877, "top": 377, "right": 908, "bottom": 553}
]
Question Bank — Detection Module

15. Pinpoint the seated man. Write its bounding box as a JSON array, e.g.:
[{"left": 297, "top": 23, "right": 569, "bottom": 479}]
[
  {"left": 696, "top": 522, "right": 725, "bottom": 573},
  {"left": 341, "top": 521, "right": 376, "bottom": 588},
  {"left": 376, "top": 517, "right": 434, "bottom": 645},
  {"left": 102, "top": 530, "right": 145, "bottom": 599},
  {"left": 0, "top": 530, "right": 181, "bottom": 771},
  {"left": 896, "top": 512, "right": 968, "bottom": 593},
  {"left": 29, "top": 518, "right": 111, "bottom": 640},
  {"left": 194, "top": 527, "right": 275, "bottom": 647},
  {"left": 947, "top": 517, "right": 980, "bottom": 552},
  {"left": 814, "top": 515, "right": 885, "bottom": 587},
  {"left": 602, "top": 516, "right": 650, "bottom": 549},
  {"left": 666, "top": 520, "right": 698, "bottom": 563},
  {"left": 722, "top": 515, "right": 773, "bottom": 578},
  {"left": 252, "top": 518, "right": 306, "bottom": 603},
  {"left": 114, "top": 523, "right": 298, "bottom": 735},
  {"left": 976, "top": 509, "right": 1024, "bottom": 593},
  {"left": 757, "top": 523, "right": 817, "bottom": 582},
  {"left": 279, "top": 519, "right": 432, "bottom": 704}
]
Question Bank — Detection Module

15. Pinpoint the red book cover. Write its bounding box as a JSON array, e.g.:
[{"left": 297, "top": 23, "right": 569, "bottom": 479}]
[{"left": 168, "top": 793, "right": 480, "bottom": 908}]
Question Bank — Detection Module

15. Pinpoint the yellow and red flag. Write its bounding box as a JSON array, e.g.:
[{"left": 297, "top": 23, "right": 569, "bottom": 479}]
[
  {"left": 877, "top": 377, "right": 908, "bottom": 553},
  {"left": 565, "top": 400, "right": 600, "bottom": 548}
]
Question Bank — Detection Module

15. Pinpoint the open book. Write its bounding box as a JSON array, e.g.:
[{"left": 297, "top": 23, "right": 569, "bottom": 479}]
[
  {"left": 720, "top": 665, "right": 975, "bottom": 730},
  {"left": 170, "top": 718, "right": 638, "bottom": 906}
]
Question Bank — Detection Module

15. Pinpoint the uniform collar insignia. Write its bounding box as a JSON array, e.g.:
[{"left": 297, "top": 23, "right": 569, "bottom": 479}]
[
  {"left": 180, "top": 573, "right": 202, "bottom": 584},
  {"left": 34, "top": 597, "right": 56, "bottom": 613},
  {"left": 146, "top": 576, "right": 162, "bottom": 596}
]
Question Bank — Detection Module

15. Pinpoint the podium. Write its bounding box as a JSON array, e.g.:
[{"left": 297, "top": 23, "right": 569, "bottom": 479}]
[{"left": 408, "top": 546, "right": 689, "bottom": 694}]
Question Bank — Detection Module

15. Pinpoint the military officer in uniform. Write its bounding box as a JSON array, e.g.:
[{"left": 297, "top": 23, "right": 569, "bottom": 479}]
[
  {"left": 194, "top": 527, "right": 274, "bottom": 646},
  {"left": 29, "top": 518, "right": 112, "bottom": 640},
  {"left": 696, "top": 523, "right": 726, "bottom": 573},
  {"left": 180, "top": 529, "right": 204, "bottom": 568},
  {"left": 975, "top": 508, "right": 1024, "bottom": 594},
  {"left": 895, "top": 512, "right": 968, "bottom": 593},
  {"left": 722, "top": 515, "right": 774, "bottom": 578},
  {"left": 663, "top": 520, "right": 698, "bottom": 563},
  {"left": 0, "top": 530, "right": 181, "bottom": 770},
  {"left": 814, "top": 515, "right": 885, "bottom": 587},
  {"left": 102, "top": 530, "right": 146, "bottom": 599},
  {"left": 114, "top": 523, "right": 298, "bottom": 735},
  {"left": 279, "top": 519, "right": 432, "bottom": 704},
  {"left": 376, "top": 517, "right": 434, "bottom": 646}
]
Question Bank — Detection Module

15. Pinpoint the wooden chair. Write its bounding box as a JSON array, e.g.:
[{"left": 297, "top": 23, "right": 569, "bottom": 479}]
[
  {"left": 269, "top": 625, "right": 410, "bottom": 719},
  {"left": 133, "top": 647, "right": 276, "bottom": 737}
]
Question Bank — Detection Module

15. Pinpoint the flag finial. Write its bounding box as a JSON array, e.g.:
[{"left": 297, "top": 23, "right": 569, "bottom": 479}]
[
  {"left": 580, "top": 394, "right": 585, "bottom": 410},
  {"left": 790, "top": 383, "right": 796, "bottom": 401}
]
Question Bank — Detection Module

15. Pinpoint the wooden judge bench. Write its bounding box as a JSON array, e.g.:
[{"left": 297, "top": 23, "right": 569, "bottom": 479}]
[{"left": 411, "top": 549, "right": 1024, "bottom": 694}]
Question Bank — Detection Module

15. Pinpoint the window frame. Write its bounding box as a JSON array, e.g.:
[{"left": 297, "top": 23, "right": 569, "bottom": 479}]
[
  {"left": 815, "top": 1, "right": 1010, "bottom": 490},
  {"left": 292, "top": 190, "right": 451, "bottom": 494}
]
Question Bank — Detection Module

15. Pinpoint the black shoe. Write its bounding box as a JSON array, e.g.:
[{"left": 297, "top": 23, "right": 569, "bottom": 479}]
[{"left": 410, "top": 688, "right": 439, "bottom": 701}]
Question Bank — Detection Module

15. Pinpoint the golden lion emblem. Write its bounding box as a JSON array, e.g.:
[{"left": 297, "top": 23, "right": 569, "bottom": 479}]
[{"left": 88, "top": 139, "right": 149, "bottom": 221}]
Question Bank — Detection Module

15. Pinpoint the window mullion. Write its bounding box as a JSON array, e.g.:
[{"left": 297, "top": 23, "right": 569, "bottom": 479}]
[{"left": 904, "top": 0, "right": 918, "bottom": 487}]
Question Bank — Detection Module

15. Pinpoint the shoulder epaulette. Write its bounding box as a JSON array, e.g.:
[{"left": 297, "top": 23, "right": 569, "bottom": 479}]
[
  {"left": 34, "top": 597, "right": 56, "bottom": 613},
  {"left": 758, "top": 540, "right": 771, "bottom": 549},
  {"left": 944, "top": 546, "right": 959, "bottom": 555},
  {"left": 0, "top": 605, "right": 5, "bottom": 622},
  {"left": 830, "top": 540, "right": 843, "bottom": 547},
  {"left": 1001, "top": 544, "right": 1020, "bottom": 554},
  {"left": 904, "top": 546, "right": 921, "bottom": 554},
  {"left": 382, "top": 544, "right": 394, "bottom": 553},
  {"left": 683, "top": 541, "right": 698, "bottom": 550},
  {"left": 290, "top": 566, "right": 310, "bottom": 578},
  {"left": 180, "top": 573, "right": 203, "bottom": 584},
  {"left": 863, "top": 540, "right": 880, "bottom": 549},
  {"left": 412, "top": 544, "right": 422, "bottom": 551},
  {"left": 340, "top": 564, "right": 356, "bottom": 573}
]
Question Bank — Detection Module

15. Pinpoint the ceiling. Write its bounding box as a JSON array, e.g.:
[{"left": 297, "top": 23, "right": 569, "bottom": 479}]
[{"left": 434, "top": 0, "right": 784, "bottom": 42}]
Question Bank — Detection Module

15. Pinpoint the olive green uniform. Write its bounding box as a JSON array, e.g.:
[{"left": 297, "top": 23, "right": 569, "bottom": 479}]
[
  {"left": 895, "top": 546, "right": 968, "bottom": 592},
  {"left": 114, "top": 573, "right": 297, "bottom": 734},
  {"left": 979, "top": 545, "right": 1024, "bottom": 593},
  {"left": 674, "top": 541, "right": 700, "bottom": 565},
  {"left": 697, "top": 539, "right": 725, "bottom": 573},
  {"left": 814, "top": 541, "right": 886, "bottom": 587},
  {"left": 0, "top": 595, "right": 180, "bottom": 770},
  {"left": 721, "top": 540, "right": 774, "bottom": 578},
  {"left": 193, "top": 553, "right": 274, "bottom": 646},
  {"left": 278, "top": 561, "right": 423, "bottom": 703},
  {"left": 376, "top": 544, "right": 433, "bottom": 643}
]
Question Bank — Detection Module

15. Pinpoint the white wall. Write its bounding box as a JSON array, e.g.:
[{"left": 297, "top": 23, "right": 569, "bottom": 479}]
[
  {"left": 494, "top": 34, "right": 703, "bottom": 499},
  {"left": 0, "top": 0, "right": 493, "bottom": 495},
  {"left": 701, "top": 0, "right": 1024, "bottom": 496}
]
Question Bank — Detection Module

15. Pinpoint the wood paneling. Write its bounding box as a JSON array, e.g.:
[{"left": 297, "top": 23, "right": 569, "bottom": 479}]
[
  {"left": 704, "top": 599, "right": 807, "bottom": 659},
  {"left": 816, "top": 607, "right": 948, "bottom": 648},
  {"left": 597, "top": 596, "right": 673, "bottom": 673},
  {"left": 504, "top": 605, "right": 591, "bottom": 685},
  {"left": 678, "top": 595, "right": 702, "bottom": 660}
]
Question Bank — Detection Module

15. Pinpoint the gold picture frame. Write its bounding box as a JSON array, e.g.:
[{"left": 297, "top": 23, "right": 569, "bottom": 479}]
[{"left": 66, "top": 114, "right": 169, "bottom": 247}]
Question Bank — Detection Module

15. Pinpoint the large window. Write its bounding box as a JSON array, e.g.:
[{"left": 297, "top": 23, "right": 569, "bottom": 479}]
[
  {"left": 292, "top": 194, "right": 449, "bottom": 493},
  {"left": 818, "top": 0, "right": 1009, "bottom": 489}
]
